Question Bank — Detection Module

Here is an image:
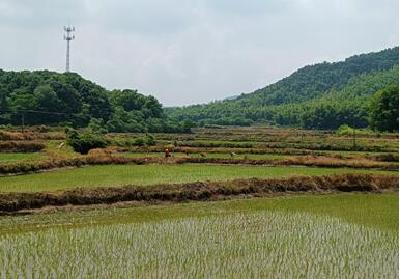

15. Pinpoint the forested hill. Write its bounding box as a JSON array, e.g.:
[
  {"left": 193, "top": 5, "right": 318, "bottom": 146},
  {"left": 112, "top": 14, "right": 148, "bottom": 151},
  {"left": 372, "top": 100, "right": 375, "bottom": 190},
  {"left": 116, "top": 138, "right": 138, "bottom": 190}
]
[
  {"left": 1, "top": 47, "right": 397, "bottom": 133},
  {"left": 167, "top": 47, "right": 399, "bottom": 131},
  {"left": 0, "top": 70, "right": 187, "bottom": 133}
]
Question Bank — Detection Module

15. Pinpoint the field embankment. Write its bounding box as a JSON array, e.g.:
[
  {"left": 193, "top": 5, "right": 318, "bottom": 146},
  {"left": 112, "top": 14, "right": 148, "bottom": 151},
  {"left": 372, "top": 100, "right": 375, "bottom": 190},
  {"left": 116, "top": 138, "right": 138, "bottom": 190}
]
[
  {"left": 0, "top": 174, "right": 397, "bottom": 213},
  {"left": 0, "top": 141, "right": 45, "bottom": 152},
  {"left": 0, "top": 164, "right": 395, "bottom": 193},
  {"left": 0, "top": 154, "right": 397, "bottom": 175}
]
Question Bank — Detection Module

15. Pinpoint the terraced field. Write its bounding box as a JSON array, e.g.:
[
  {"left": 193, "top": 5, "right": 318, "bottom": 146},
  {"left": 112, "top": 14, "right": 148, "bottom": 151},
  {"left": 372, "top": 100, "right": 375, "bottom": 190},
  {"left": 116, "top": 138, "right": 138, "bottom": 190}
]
[
  {"left": 0, "top": 127, "right": 398, "bottom": 277},
  {"left": 0, "top": 164, "right": 395, "bottom": 193}
]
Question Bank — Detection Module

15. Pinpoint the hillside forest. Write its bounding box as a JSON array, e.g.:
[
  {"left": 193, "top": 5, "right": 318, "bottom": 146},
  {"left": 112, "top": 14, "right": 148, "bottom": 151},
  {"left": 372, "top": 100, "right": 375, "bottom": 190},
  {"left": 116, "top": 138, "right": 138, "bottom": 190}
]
[
  {"left": 0, "top": 47, "right": 398, "bottom": 133},
  {"left": 167, "top": 47, "right": 399, "bottom": 132}
]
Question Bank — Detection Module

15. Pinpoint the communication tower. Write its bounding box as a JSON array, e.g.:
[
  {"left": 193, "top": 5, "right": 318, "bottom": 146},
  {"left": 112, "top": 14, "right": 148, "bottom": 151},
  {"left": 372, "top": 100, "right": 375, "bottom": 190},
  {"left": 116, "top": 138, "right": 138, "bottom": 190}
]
[{"left": 63, "top": 26, "right": 76, "bottom": 72}]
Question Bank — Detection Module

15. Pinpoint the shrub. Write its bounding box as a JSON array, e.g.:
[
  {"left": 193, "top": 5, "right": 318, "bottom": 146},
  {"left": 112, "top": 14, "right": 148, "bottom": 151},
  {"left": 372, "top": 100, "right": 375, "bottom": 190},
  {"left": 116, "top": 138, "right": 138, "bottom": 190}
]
[
  {"left": 66, "top": 129, "right": 107, "bottom": 155},
  {"left": 134, "top": 138, "right": 145, "bottom": 146},
  {"left": 131, "top": 135, "right": 156, "bottom": 147},
  {"left": 144, "top": 134, "right": 156, "bottom": 146},
  {"left": 336, "top": 124, "right": 353, "bottom": 136},
  {"left": 336, "top": 124, "right": 376, "bottom": 136}
]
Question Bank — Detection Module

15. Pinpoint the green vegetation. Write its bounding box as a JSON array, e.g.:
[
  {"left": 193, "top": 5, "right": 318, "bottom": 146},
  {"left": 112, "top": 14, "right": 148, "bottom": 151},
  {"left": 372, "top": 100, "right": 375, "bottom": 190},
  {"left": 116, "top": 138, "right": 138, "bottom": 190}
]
[
  {"left": 0, "top": 164, "right": 395, "bottom": 192},
  {"left": 0, "top": 125, "right": 397, "bottom": 277},
  {"left": 336, "top": 124, "right": 371, "bottom": 136},
  {"left": 0, "top": 194, "right": 397, "bottom": 278},
  {"left": 0, "top": 127, "right": 397, "bottom": 176},
  {"left": 0, "top": 43, "right": 398, "bottom": 278},
  {"left": 66, "top": 129, "right": 107, "bottom": 154},
  {"left": 1, "top": 48, "right": 398, "bottom": 133},
  {"left": 369, "top": 83, "right": 399, "bottom": 132},
  {"left": 167, "top": 47, "right": 399, "bottom": 131},
  {"left": 0, "top": 152, "right": 42, "bottom": 162},
  {"left": 0, "top": 70, "right": 190, "bottom": 133},
  {"left": 1, "top": 193, "right": 397, "bottom": 233}
]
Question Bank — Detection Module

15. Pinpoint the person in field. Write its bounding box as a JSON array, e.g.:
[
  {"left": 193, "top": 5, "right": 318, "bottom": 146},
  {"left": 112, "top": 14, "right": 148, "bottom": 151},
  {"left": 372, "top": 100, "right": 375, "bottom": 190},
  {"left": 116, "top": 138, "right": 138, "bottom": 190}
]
[{"left": 165, "top": 148, "right": 171, "bottom": 158}]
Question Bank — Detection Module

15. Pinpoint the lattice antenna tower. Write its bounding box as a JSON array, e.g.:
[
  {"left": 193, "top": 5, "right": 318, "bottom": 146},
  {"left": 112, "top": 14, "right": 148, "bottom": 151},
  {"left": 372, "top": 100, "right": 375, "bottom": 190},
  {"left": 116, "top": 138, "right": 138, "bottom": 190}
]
[{"left": 63, "top": 26, "right": 76, "bottom": 73}]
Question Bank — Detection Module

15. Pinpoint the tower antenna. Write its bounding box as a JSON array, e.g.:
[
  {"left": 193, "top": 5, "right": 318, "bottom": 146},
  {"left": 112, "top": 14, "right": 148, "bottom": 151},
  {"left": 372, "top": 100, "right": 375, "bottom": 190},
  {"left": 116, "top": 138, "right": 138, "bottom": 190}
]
[{"left": 63, "top": 26, "right": 76, "bottom": 73}]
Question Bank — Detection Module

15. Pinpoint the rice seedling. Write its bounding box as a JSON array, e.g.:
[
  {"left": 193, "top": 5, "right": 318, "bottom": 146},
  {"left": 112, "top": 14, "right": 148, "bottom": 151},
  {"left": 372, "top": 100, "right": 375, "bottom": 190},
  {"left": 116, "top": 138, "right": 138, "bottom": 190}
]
[
  {"left": 0, "top": 164, "right": 396, "bottom": 193},
  {"left": 0, "top": 193, "right": 397, "bottom": 234},
  {"left": 0, "top": 127, "right": 397, "bottom": 278},
  {"left": 0, "top": 212, "right": 397, "bottom": 278},
  {"left": 0, "top": 152, "right": 42, "bottom": 163}
]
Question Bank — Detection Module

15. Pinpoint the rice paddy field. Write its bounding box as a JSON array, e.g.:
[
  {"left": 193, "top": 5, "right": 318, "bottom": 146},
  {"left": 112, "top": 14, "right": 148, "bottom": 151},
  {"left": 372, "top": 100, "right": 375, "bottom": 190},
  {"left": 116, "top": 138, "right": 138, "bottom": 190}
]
[
  {"left": 0, "top": 127, "right": 398, "bottom": 277},
  {"left": 0, "top": 152, "right": 42, "bottom": 163},
  {"left": 0, "top": 194, "right": 398, "bottom": 278},
  {"left": 0, "top": 164, "right": 395, "bottom": 193}
]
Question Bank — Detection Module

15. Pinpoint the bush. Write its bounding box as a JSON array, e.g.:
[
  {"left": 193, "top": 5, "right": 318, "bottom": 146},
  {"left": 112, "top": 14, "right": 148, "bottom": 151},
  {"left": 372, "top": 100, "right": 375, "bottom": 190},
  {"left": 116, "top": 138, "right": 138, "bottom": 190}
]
[
  {"left": 133, "top": 138, "right": 145, "bottom": 146},
  {"left": 144, "top": 134, "right": 156, "bottom": 146},
  {"left": 336, "top": 124, "right": 353, "bottom": 136},
  {"left": 66, "top": 129, "right": 107, "bottom": 155},
  {"left": 336, "top": 124, "right": 381, "bottom": 137},
  {"left": 131, "top": 135, "right": 156, "bottom": 146}
]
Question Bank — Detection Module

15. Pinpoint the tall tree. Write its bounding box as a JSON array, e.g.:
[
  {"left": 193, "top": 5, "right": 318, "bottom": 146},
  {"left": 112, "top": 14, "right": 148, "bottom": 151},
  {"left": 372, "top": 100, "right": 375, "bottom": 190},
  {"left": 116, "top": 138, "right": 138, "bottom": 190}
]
[{"left": 369, "top": 84, "right": 399, "bottom": 132}]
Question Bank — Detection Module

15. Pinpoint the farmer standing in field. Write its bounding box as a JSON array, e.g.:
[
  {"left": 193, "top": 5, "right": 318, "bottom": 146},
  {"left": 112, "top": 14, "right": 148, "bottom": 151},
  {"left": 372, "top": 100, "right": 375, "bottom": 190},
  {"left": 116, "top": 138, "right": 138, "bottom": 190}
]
[{"left": 165, "top": 148, "right": 171, "bottom": 158}]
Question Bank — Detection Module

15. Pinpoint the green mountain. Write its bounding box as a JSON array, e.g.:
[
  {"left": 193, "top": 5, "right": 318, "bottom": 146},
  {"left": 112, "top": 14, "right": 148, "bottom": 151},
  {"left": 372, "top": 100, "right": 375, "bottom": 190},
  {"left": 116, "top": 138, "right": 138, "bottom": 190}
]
[
  {"left": 1, "top": 47, "right": 397, "bottom": 132},
  {"left": 0, "top": 70, "right": 186, "bottom": 133},
  {"left": 167, "top": 47, "right": 399, "bottom": 130}
]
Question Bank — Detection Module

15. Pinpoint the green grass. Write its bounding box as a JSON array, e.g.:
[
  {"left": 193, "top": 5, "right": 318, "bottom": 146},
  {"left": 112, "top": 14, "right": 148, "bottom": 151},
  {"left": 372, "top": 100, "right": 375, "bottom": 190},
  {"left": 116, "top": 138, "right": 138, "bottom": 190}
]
[
  {"left": 1, "top": 193, "right": 397, "bottom": 234},
  {"left": 0, "top": 193, "right": 397, "bottom": 277},
  {"left": 0, "top": 164, "right": 396, "bottom": 193},
  {"left": 0, "top": 152, "right": 42, "bottom": 162}
]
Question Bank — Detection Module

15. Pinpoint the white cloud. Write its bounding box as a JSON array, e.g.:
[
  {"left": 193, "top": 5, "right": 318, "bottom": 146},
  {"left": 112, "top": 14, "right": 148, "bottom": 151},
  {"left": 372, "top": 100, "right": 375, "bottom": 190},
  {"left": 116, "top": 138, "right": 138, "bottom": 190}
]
[{"left": 0, "top": 0, "right": 397, "bottom": 106}]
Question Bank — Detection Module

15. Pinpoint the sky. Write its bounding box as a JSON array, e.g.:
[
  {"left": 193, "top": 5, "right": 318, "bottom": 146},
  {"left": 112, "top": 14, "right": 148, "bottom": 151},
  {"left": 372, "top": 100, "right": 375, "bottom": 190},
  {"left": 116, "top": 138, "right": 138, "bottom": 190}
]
[{"left": 0, "top": 0, "right": 398, "bottom": 106}]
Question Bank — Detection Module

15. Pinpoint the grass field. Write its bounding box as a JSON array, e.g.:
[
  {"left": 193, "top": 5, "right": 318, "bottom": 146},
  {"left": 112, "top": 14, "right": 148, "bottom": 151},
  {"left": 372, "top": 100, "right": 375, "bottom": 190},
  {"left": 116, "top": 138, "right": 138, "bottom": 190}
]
[
  {"left": 1, "top": 193, "right": 397, "bottom": 233},
  {"left": 0, "top": 193, "right": 397, "bottom": 277},
  {"left": 0, "top": 164, "right": 396, "bottom": 193},
  {"left": 0, "top": 152, "right": 42, "bottom": 162}
]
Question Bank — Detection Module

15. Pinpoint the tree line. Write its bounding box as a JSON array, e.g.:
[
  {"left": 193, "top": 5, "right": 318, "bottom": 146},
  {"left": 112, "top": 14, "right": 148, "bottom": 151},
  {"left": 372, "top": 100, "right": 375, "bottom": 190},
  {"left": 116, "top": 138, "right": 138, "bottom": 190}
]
[
  {"left": 0, "top": 47, "right": 398, "bottom": 133},
  {"left": 0, "top": 70, "right": 191, "bottom": 133}
]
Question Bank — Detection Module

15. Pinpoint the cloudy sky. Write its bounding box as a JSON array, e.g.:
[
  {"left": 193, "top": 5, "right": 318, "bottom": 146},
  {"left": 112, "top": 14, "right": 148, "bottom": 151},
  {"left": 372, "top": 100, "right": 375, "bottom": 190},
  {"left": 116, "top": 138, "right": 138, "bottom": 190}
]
[{"left": 0, "top": 0, "right": 398, "bottom": 106}]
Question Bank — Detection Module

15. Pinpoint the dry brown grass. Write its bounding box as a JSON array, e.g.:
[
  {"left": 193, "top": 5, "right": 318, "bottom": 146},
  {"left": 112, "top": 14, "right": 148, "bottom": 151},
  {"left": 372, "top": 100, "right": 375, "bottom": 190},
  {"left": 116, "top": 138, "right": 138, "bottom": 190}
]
[
  {"left": 0, "top": 141, "right": 46, "bottom": 152},
  {"left": 0, "top": 153, "right": 397, "bottom": 175},
  {"left": 87, "top": 148, "right": 114, "bottom": 158},
  {"left": 177, "top": 156, "right": 397, "bottom": 170},
  {"left": 278, "top": 156, "right": 397, "bottom": 169},
  {"left": 0, "top": 131, "right": 64, "bottom": 141},
  {"left": 0, "top": 174, "right": 397, "bottom": 212}
]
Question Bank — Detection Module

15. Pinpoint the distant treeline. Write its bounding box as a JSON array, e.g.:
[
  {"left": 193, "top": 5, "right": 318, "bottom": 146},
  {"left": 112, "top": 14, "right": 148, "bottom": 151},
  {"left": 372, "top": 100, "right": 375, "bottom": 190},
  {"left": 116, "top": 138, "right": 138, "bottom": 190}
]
[
  {"left": 167, "top": 47, "right": 399, "bottom": 132},
  {"left": 0, "top": 47, "right": 398, "bottom": 133},
  {"left": 0, "top": 70, "right": 191, "bottom": 133}
]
